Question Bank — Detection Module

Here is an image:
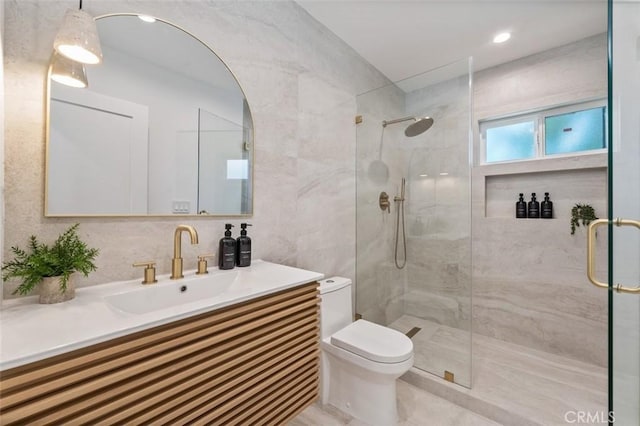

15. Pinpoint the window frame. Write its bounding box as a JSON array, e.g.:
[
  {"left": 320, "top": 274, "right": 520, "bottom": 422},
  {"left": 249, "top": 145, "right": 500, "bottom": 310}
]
[{"left": 479, "top": 99, "right": 607, "bottom": 165}]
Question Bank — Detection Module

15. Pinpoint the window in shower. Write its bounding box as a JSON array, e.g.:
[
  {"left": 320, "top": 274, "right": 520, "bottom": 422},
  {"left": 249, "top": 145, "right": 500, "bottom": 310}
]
[
  {"left": 544, "top": 106, "right": 606, "bottom": 155},
  {"left": 480, "top": 99, "right": 606, "bottom": 164},
  {"left": 484, "top": 118, "right": 536, "bottom": 163}
]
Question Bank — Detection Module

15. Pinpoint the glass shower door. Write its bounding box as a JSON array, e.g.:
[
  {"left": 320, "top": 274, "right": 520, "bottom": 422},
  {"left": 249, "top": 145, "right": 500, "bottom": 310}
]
[
  {"left": 355, "top": 58, "right": 472, "bottom": 387},
  {"left": 610, "top": 1, "right": 640, "bottom": 423}
]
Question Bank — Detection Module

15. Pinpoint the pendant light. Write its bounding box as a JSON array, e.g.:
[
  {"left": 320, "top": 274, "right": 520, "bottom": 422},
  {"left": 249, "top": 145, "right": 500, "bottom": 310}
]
[
  {"left": 53, "top": 0, "right": 103, "bottom": 65},
  {"left": 50, "top": 53, "right": 88, "bottom": 88}
]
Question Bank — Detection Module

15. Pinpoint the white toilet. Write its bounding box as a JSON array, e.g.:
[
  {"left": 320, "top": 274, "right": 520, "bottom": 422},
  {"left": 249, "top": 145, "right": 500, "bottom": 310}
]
[{"left": 318, "top": 277, "right": 414, "bottom": 426}]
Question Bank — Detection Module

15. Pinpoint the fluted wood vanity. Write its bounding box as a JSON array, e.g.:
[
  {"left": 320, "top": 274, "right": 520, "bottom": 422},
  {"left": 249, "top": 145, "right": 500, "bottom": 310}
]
[{"left": 0, "top": 262, "right": 322, "bottom": 425}]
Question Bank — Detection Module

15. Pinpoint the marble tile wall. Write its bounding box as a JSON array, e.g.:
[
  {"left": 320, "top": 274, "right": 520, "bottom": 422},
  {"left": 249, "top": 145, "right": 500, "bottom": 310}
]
[
  {"left": 472, "top": 33, "right": 609, "bottom": 366},
  {"left": 1, "top": 0, "right": 390, "bottom": 298}
]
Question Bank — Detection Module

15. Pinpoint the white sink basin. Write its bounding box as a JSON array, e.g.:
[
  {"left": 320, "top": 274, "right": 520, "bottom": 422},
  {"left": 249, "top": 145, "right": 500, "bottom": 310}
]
[{"left": 104, "top": 270, "right": 241, "bottom": 314}]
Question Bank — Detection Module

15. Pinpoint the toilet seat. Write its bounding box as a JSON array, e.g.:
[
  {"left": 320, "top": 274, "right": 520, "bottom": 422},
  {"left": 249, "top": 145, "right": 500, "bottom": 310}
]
[{"left": 330, "top": 320, "right": 413, "bottom": 364}]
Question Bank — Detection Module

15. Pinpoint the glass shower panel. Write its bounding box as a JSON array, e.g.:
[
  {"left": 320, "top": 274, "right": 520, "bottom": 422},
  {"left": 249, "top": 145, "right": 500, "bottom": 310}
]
[
  {"left": 197, "top": 109, "right": 249, "bottom": 215},
  {"left": 611, "top": 1, "right": 640, "bottom": 423},
  {"left": 356, "top": 58, "right": 473, "bottom": 387}
]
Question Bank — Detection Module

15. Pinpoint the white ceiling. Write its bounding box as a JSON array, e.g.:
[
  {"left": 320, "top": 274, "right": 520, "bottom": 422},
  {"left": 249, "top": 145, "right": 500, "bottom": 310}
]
[{"left": 296, "top": 0, "right": 607, "bottom": 88}]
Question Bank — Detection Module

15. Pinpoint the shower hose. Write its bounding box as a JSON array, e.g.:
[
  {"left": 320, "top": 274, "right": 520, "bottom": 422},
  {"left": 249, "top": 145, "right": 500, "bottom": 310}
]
[{"left": 394, "top": 178, "right": 407, "bottom": 269}]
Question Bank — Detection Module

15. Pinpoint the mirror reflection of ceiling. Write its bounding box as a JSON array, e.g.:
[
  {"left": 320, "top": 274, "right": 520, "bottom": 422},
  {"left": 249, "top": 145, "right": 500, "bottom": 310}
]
[
  {"left": 46, "top": 14, "right": 253, "bottom": 217},
  {"left": 297, "top": 0, "right": 607, "bottom": 89},
  {"left": 98, "top": 15, "right": 239, "bottom": 92}
]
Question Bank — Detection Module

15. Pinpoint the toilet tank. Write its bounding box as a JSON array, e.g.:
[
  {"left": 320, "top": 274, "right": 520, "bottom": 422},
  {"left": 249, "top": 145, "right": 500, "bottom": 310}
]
[{"left": 318, "top": 277, "right": 353, "bottom": 339}]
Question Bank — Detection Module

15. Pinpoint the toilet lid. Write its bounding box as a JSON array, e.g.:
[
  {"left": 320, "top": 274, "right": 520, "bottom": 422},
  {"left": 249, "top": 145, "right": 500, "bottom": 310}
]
[{"left": 330, "top": 320, "right": 413, "bottom": 364}]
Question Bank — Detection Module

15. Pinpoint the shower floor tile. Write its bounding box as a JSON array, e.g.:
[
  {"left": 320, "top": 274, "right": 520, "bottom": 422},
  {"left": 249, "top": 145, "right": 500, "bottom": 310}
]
[
  {"left": 389, "top": 315, "right": 472, "bottom": 387},
  {"left": 395, "top": 315, "right": 608, "bottom": 425}
]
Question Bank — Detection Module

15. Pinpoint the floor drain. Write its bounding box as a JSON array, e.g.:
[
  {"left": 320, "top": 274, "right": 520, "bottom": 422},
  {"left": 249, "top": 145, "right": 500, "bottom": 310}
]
[{"left": 406, "top": 326, "right": 422, "bottom": 339}]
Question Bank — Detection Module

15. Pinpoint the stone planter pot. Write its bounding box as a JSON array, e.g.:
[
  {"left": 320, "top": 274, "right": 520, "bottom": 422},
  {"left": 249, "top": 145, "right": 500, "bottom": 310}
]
[{"left": 39, "top": 275, "right": 75, "bottom": 304}]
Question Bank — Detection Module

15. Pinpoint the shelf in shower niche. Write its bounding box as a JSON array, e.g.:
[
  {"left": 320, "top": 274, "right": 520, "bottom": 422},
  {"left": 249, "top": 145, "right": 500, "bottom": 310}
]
[
  {"left": 482, "top": 168, "right": 607, "bottom": 219},
  {"left": 483, "top": 217, "right": 559, "bottom": 220}
]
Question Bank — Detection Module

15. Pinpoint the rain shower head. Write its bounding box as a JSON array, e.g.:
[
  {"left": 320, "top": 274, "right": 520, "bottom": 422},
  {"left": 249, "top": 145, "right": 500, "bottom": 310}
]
[
  {"left": 382, "top": 116, "right": 434, "bottom": 137},
  {"left": 404, "top": 117, "right": 434, "bottom": 137}
]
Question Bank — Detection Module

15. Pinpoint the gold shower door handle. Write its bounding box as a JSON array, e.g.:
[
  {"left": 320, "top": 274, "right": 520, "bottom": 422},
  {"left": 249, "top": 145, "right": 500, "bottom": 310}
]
[{"left": 587, "top": 218, "right": 640, "bottom": 294}]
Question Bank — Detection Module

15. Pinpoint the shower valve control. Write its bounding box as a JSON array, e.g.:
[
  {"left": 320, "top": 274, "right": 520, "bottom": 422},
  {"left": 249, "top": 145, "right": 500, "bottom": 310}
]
[{"left": 379, "top": 192, "right": 391, "bottom": 213}]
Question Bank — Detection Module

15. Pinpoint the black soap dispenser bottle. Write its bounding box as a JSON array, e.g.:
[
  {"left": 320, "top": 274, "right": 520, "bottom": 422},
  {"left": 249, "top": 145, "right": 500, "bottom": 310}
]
[
  {"left": 528, "top": 193, "right": 540, "bottom": 218},
  {"left": 541, "top": 192, "right": 554, "bottom": 219},
  {"left": 236, "top": 223, "right": 252, "bottom": 267},
  {"left": 218, "top": 224, "right": 236, "bottom": 270},
  {"left": 516, "top": 193, "right": 527, "bottom": 218}
]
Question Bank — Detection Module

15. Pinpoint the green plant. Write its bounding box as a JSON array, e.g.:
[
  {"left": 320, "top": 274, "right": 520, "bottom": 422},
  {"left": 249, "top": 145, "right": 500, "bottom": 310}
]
[
  {"left": 2, "top": 224, "right": 99, "bottom": 295},
  {"left": 570, "top": 203, "right": 598, "bottom": 235}
]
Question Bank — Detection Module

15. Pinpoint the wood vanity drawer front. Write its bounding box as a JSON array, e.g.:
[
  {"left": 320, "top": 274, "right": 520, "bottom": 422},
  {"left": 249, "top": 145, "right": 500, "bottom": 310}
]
[{"left": 0, "top": 281, "right": 320, "bottom": 425}]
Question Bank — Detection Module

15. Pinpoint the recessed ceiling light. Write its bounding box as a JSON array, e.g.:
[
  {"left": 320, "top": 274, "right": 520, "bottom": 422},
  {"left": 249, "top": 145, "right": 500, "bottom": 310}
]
[
  {"left": 493, "top": 32, "right": 511, "bottom": 44},
  {"left": 419, "top": 174, "right": 428, "bottom": 177},
  {"left": 439, "top": 172, "right": 449, "bottom": 176},
  {"left": 138, "top": 15, "right": 156, "bottom": 23}
]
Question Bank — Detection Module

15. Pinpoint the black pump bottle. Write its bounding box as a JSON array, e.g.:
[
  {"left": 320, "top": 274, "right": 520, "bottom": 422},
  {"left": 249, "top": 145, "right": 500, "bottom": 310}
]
[
  {"left": 528, "top": 193, "right": 540, "bottom": 218},
  {"left": 541, "top": 192, "right": 553, "bottom": 219},
  {"left": 218, "top": 224, "right": 236, "bottom": 270},
  {"left": 516, "top": 193, "right": 527, "bottom": 218},
  {"left": 236, "top": 223, "right": 252, "bottom": 267}
]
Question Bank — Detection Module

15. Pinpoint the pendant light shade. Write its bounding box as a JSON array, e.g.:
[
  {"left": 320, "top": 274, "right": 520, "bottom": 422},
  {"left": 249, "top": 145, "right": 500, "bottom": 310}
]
[
  {"left": 50, "top": 54, "right": 88, "bottom": 88},
  {"left": 53, "top": 8, "right": 103, "bottom": 65}
]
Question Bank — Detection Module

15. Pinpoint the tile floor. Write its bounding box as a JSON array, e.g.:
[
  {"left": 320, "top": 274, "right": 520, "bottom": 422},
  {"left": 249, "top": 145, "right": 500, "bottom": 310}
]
[{"left": 289, "top": 379, "right": 500, "bottom": 426}]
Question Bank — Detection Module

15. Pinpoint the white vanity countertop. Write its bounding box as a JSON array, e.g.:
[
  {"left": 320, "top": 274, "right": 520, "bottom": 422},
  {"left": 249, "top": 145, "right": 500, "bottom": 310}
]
[{"left": 0, "top": 260, "right": 323, "bottom": 371}]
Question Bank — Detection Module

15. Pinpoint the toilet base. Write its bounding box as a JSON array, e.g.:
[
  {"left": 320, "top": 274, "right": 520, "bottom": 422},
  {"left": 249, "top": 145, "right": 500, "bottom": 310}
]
[{"left": 321, "top": 347, "right": 413, "bottom": 426}]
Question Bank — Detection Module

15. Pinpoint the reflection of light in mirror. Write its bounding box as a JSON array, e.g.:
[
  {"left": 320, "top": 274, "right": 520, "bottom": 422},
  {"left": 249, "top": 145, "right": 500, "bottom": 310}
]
[
  {"left": 419, "top": 173, "right": 428, "bottom": 177},
  {"left": 227, "top": 159, "right": 249, "bottom": 179},
  {"left": 50, "top": 54, "right": 88, "bottom": 88},
  {"left": 439, "top": 172, "right": 449, "bottom": 176},
  {"left": 138, "top": 15, "right": 157, "bottom": 23}
]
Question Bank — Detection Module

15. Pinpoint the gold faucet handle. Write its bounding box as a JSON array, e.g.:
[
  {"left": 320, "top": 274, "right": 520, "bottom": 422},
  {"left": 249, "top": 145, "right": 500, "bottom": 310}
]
[
  {"left": 132, "top": 260, "right": 158, "bottom": 285},
  {"left": 196, "top": 254, "right": 216, "bottom": 275}
]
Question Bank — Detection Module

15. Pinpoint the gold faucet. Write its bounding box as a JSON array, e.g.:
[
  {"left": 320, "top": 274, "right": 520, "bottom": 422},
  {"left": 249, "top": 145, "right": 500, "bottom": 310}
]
[{"left": 171, "top": 225, "right": 199, "bottom": 279}]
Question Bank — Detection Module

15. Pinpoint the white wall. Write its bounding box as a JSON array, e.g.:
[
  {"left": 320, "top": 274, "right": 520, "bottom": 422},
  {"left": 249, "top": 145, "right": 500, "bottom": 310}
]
[
  {"left": 2, "top": 0, "right": 389, "bottom": 297},
  {"left": 49, "top": 86, "right": 150, "bottom": 214}
]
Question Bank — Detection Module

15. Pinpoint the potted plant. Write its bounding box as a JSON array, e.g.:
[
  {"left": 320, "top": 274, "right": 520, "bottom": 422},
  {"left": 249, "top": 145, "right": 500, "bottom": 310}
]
[
  {"left": 2, "top": 224, "right": 99, "bottom": 304},
  {"left": 570, "top": 203, "right": 598, "bottom": 235}
]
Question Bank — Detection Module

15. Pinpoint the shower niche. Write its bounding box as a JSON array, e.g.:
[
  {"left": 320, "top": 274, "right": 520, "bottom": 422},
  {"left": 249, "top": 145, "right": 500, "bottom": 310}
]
[{"left": 478, "top": 155, "right": 607, "bottom": 219}]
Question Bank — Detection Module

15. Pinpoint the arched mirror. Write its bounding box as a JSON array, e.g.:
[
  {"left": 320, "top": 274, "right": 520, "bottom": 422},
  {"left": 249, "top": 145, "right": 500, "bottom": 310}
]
[{"left": 46, "top": 14, "right": 253, "bottom": 216}]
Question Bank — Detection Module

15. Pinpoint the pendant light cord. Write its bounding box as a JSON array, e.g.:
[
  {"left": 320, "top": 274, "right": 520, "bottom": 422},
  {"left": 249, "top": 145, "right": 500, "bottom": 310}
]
[{"left": 79, "top": 0, "right": 83, "bottom": 10}]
